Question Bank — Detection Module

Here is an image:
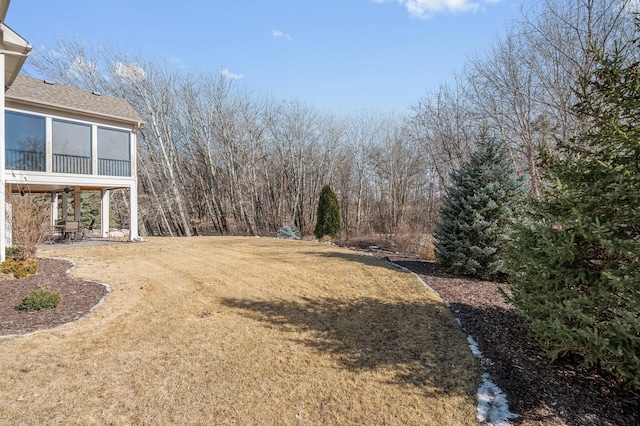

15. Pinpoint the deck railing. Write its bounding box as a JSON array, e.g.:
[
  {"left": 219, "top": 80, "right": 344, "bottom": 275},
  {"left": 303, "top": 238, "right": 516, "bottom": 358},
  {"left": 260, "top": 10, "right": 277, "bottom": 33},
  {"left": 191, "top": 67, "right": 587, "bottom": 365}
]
[
  {"left": 6, "top": 150, "right": 131, "bottom": 177},
  {"left": 99, "top": 158, "right": 131, "bottom": 176},
  {"left": 53, "top": 153, "right": 91, "bottom": 174},
  {"left": 6, "top": 149, "right": 46, "bottom": 171}
]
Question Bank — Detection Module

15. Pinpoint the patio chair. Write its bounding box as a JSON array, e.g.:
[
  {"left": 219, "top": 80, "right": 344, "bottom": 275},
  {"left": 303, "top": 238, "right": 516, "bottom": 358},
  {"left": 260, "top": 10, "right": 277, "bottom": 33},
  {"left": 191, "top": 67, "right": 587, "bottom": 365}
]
[{"left": 63, "top": 221, "right": 81, "bottom": 241}]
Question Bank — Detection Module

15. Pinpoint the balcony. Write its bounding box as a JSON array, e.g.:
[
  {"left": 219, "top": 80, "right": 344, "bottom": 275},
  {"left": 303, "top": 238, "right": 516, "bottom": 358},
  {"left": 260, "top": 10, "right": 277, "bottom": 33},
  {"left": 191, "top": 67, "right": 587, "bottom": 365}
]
[{"left": 5, "top": 111, "right": 133, "bottom": 177}]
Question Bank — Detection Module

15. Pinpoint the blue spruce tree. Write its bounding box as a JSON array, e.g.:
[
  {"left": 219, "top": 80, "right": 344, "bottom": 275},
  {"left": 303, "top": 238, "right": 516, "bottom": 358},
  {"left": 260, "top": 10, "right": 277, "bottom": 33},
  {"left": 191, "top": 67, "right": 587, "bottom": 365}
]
[{"left": 434, "top": 139, "right": 526, "bottom": 280}]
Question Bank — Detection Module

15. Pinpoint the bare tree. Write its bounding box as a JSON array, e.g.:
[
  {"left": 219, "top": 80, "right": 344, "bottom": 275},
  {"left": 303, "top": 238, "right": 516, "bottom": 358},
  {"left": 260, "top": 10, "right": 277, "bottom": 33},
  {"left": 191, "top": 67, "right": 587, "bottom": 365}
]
[
  {"left": 410, "top": 79, "right": 476, "bottom": 189},
  {"left": 466, "top": 33, "right": 544, "bottom": 197},
  {"left": 9, "top": 193, "right": 50, "bottom": 259}
]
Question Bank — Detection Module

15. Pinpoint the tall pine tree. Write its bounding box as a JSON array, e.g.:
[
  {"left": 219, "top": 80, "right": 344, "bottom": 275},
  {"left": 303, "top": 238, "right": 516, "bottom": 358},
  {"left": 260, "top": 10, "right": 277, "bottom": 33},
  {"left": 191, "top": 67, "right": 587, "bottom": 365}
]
[
  {"left": 314, "top": 184, "right": 340, "bottom": 239},
  {"left": 507, "top": 39, "right": 640, "bottom": 385},
  {"left": 434, "top": 139, "right": 526, "bottom": 280}
]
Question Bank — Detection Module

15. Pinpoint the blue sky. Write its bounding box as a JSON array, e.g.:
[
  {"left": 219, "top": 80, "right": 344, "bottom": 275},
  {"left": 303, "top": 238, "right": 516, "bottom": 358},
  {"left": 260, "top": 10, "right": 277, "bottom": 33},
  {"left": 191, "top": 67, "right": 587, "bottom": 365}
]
[{"left": 8, "top": 0, "right": 521, "bottom": 112}]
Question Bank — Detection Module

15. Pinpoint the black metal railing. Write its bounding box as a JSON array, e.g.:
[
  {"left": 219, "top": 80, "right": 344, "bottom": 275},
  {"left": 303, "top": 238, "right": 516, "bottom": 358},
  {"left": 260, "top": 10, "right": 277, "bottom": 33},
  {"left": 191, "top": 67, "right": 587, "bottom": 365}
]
[
  {"left": 6, "top": 150, "right": 130, "bottom": 177},
  {"left": 99, "top": 158, "right": 131, "bottom": 176},
  {"left": 53, "top": 153, "right": 91, "bottom": 174},
  {"left": 5, "top": 149, "right": 46, "bottom": 171}
]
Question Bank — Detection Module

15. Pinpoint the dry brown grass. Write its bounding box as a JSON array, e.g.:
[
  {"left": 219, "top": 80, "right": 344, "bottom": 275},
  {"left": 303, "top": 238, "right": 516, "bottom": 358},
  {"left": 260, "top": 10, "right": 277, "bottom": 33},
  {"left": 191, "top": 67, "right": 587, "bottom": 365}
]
[{"left": 0, "top": 237, "right": 479, "bottom": 425}]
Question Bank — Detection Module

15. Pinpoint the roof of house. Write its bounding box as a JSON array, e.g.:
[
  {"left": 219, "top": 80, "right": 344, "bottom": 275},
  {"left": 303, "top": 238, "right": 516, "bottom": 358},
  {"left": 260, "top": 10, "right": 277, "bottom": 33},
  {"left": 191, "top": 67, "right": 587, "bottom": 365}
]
[
  {"left": 0, "top": 0, "right": 10, "bottom": 22},
  {"left": 5, "top": 74, "right": 144, "bottom": 127},
  {"left": 1, "top": 23, "right": 32, "bottom": 86}
]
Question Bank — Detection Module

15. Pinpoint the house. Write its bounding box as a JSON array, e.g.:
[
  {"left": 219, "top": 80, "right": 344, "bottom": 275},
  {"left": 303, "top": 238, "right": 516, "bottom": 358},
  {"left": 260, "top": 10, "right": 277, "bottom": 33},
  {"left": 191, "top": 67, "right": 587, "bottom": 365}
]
[{"left": 0, "top": 0, "right": 144, "bottom": 261}]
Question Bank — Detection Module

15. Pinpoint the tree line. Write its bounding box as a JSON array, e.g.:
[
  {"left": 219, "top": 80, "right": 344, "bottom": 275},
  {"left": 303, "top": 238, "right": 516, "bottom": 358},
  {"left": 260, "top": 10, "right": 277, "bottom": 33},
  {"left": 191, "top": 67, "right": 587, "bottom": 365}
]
[{"left": 25, "top": 0, "right": 639, "bottom": 251}]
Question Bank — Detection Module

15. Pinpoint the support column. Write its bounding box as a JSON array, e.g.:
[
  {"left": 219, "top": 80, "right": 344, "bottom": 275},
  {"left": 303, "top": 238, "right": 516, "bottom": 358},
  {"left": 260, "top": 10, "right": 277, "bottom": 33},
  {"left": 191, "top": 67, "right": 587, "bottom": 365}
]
[
  {"left": 74, "top": 187, "right": 82, "bottom": 222},
  {"left": 130, "top": 130, "right": 139, "bottom": 241},
  {"left": 73, "top": 187, "right": 82, "bottom": 240},
  {"left": 61, "top": 191, "right": 69, "bottom": 222},
  {"left": 101, "top": 189, "right": 110, "bottom": 238},
  {"left": 0, "top": 53, "right": 7, "bottom": 261},
  {"left": 129, "top": 184, "right": 138, "bottom": 240},
  {"left": 50, "top": 192, "right": 58, "bottom": 226},
  {"left": 4, "top": 185, "right": 10, "bottom": 249}
]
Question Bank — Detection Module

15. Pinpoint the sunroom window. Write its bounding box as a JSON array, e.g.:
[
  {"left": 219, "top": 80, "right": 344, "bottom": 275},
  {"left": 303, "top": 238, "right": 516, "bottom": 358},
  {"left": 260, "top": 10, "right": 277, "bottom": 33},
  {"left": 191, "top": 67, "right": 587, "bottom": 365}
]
[
  {"left": 52, "top": 119, "right": 92, "bottom": 174},
  {"left": 5, "top": 111, "right": 46, "bottom": 171},
  {"left": 98, "top": 127, "right": 131, "bottom": 176}
]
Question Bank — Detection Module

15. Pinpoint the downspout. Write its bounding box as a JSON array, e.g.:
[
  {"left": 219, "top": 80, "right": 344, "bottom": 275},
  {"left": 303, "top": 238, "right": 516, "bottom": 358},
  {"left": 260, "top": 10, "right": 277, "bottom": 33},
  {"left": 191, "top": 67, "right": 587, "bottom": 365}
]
[
  {"left": 0, "top": 52, "right": 5, "bottom": 262},
  {"left": 130, "top": 122, "right": 143, "bottom": 240}
]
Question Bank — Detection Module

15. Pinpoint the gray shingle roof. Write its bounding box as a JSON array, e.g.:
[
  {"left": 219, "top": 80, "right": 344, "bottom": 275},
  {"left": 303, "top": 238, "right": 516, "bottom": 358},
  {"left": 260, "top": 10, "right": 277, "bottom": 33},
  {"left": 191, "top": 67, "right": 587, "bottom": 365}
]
[{"left": 6, "top": 75, "right": 144, "bottom": 127}]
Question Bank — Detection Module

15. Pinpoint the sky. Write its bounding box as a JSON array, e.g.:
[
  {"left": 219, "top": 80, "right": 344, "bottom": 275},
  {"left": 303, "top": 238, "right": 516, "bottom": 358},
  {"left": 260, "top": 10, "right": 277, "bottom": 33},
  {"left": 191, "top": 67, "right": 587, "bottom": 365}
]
[{"left": 7, "top": 0, "right": 522, "bottom": 113}]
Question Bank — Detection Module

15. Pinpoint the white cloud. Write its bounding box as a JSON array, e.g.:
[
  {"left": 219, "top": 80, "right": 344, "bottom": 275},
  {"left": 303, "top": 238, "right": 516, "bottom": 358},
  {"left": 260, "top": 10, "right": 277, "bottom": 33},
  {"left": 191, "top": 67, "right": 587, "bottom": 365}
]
[
  {"left": 114, "top": 62, "right": 147, "bottom": 82},
  {"left": 272, "top": 29, "right": 293, "bottom": 41},
  {"left": 221, "top": 68, "right": 244, "bottom": 80},
  {"left": 375, "top": 0, "right": 500, "bottom": 19}
]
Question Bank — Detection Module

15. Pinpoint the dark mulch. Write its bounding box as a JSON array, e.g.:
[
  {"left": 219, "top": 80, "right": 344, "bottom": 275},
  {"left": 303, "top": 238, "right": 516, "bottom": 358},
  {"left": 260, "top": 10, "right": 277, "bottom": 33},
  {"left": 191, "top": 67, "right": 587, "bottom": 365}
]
[
  {"left": 374, "top": 251, "right": 640, "bottom": 426},
  {"left": 0, "top": 258, "right": 109, "bottom": 336}
]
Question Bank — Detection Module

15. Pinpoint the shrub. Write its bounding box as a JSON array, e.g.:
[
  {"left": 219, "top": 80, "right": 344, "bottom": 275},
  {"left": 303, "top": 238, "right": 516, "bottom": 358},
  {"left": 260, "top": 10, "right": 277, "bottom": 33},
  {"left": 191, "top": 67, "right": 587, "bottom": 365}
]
[
  {"left": 392, "top": 222, "right": 421, "bottom": 253},
  {"left": 17, "top": 288, "right": 62, "bottom": 311},
  {"left": 5, "top": 246, "right": 21, "bottom": 259},
  {"left": 1, "top": 258, "right": 38, "bottom": 278},
  {"left": 418, "top": 244, "right": 435, "bottom": 261},
  {"left": 276, "top": 225, "right": 301, "bottom": 240}
]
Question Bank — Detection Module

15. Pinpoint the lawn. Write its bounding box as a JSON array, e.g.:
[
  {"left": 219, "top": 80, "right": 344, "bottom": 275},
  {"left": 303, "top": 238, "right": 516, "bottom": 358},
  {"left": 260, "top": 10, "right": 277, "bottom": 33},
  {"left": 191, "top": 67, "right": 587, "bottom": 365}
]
[{"left": 0, "top": 237, "right": 479, "bottom": 425}]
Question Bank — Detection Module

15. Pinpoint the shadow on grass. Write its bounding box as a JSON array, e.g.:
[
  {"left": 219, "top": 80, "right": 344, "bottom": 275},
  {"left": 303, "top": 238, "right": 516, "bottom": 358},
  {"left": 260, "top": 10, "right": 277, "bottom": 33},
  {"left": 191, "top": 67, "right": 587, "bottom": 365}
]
[
  {"left": 302, "top": 250, "right": 406, "bottom": 273},
  {"left": 221, "top": 296, "right": 478, "bottom": 398}
]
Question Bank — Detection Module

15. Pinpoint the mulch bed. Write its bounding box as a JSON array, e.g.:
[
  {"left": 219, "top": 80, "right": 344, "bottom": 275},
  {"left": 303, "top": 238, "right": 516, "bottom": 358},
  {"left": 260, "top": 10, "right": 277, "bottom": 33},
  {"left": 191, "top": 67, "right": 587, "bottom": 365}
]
[
  {"left": 2, "top": 254, "right": 639, "bottom": 425},
  {"left": 373, "top": 251, "right": 640, "bottom": 426},
  {"left": 0, "top": 258, "right": 109, "bottom": 336}
]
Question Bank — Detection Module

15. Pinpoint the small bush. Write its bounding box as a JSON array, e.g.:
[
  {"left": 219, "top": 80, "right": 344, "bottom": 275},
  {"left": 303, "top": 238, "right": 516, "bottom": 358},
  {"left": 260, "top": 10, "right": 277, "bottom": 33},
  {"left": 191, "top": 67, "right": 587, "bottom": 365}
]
[
  {"left": 393, "top": 223, "right": 421, "bottom": 253},
  {"left": 17, "top": 288, "right": 62, "bottom": 311},
  {"left": 5, "top": 246, "right": 21, "bottom": 259},
  {"left": 276, "top": 225, "right": 301, "bottom": 240},
  {"left": 1, "top": 258, "right": 38, "bottom": 278},
  {"left": 418, "top": 244, "right": 435, "bottom": 261}
]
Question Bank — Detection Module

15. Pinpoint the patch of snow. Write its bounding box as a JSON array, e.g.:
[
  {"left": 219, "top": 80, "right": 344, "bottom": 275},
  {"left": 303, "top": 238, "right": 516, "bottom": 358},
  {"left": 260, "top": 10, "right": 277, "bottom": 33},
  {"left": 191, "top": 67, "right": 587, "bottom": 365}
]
[
  {"left": 467, "top": 335, "right": 483, "bottom": 358},
  {"left": 477, "top": 373, "right": 520, "bottom": 426},
  {"left": 466, "top": 336, "right": 519, "bottom": 425}
]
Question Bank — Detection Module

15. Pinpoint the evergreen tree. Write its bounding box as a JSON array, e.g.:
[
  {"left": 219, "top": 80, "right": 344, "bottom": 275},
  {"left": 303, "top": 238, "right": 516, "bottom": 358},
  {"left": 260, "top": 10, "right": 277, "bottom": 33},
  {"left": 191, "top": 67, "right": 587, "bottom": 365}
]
[
  {"left": 314, "top": 184, "right": 340, "bottom": 239},
  {"left": 434, "top": 139, "right": 526, "bottom": 280},
  {"left": 507, "top": 41, "right": 640, "bottom": 384}
]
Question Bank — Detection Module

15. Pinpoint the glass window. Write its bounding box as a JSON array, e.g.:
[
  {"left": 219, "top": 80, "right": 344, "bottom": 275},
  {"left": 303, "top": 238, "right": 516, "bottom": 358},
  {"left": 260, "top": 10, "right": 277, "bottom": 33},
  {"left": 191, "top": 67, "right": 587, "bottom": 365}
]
[
  {"left": 52, "top": 119, "right": 92, "bottom": 174},
  {"left": 98, "top": 127, "right": 131, "bottom": 176},
  {"left": 5, "top": 111, "right": 46, "bottom": 171}
]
